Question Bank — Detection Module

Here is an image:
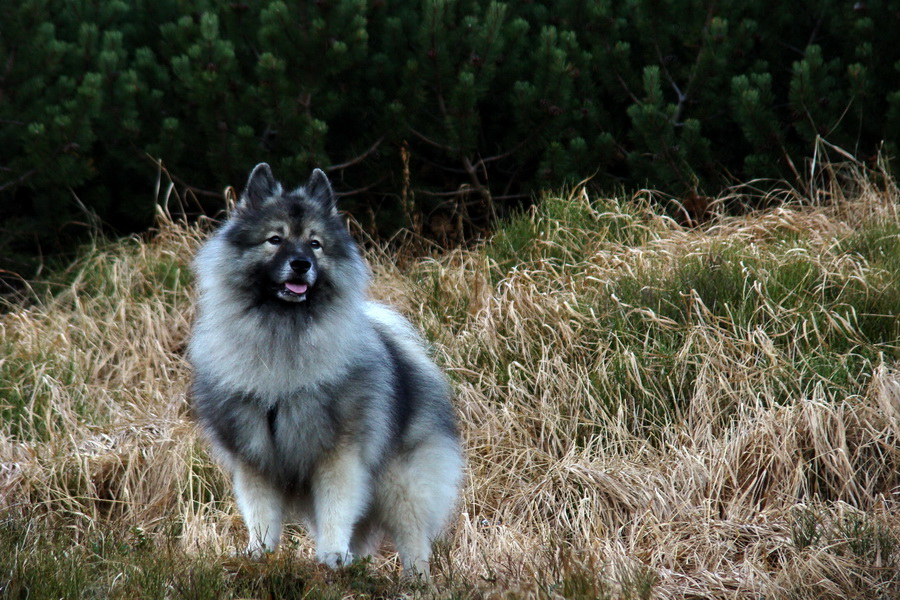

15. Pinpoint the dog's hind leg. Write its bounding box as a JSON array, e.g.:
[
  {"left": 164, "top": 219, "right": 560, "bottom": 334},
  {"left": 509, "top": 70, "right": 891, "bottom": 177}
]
[
  {"left": 392, "top": 527, "right": 433, "bottom": 579},
  {"left": 383, "top": 491, "right": 433, "bottom": 579},
  {"left": 378, "top": 452, "right": 461, "bottom": 580},
  {"left": 379, "top": 441, "right": 463, "bottom": 579},
  {"left": 233, "top": 462, "right": 284, "bottom": 557}
]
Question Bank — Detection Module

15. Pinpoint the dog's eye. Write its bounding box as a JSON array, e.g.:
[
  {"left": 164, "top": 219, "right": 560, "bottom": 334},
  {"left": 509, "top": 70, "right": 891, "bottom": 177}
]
[
  {"left": 309, "top": 240, "right": 322, "bottom": 250},
  {"left": 267, "top": 235, "right": 282, "bottom": 245}
]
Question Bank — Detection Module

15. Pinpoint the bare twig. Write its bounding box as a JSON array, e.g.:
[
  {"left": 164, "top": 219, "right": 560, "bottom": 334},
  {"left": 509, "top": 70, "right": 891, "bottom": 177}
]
[
  {"left": 0, "top": 169, "right": 36, "bottom": 192},
  {"left": 325, "top": 137, "right": 384, "bottom": 172}
]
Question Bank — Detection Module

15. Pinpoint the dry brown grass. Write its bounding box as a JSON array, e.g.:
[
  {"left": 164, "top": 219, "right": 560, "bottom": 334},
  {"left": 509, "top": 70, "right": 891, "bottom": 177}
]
[{"left": 2, "top": 163, "right": 900, "bottom": 598}]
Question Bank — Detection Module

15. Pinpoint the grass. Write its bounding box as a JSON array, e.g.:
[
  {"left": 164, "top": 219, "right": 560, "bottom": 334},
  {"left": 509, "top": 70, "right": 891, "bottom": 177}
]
[
  {"left": 0, "top": 513, "right": 408, "bottom": 600},
  {"left": 2, "top": 159, "right": 900, "bottom": 598}
]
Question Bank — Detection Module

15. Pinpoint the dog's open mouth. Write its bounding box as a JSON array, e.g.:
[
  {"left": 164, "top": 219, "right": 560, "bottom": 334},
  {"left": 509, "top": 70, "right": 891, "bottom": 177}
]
[{"left": 276, "top": 281, "right": 309, "bottom": 302}]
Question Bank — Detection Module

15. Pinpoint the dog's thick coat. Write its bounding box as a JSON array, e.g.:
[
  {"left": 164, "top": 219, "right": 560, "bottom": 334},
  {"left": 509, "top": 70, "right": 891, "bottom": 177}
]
[{"left": 189, "top": 164, "right": 462, "bottom": 575}]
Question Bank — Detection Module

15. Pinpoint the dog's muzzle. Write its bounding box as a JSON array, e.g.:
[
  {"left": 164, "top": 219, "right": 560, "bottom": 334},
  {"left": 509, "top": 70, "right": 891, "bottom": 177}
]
[{"left": 275, "top": 256, "right": 316, "bottom": 302}]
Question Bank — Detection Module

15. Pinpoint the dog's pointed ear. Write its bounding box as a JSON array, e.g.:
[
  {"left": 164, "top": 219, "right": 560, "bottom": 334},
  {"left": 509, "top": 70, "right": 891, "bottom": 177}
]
[
  {"left": 306, "top": 168, "right": 337, "bottom": 214},
  {"left": 241, "top": 163, "right": 281, "bottom": 208}
]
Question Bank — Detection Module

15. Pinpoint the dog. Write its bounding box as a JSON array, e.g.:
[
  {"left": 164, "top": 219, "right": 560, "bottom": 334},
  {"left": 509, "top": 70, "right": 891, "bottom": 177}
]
[{"left": 188, "top": 163, "right": 463, "bottom": 577}]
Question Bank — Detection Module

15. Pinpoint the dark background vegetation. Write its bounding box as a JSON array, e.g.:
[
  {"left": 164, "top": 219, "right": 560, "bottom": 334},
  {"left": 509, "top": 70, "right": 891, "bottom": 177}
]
[{"left": 2, "top": 0, "right": 899, "bottom": 281}]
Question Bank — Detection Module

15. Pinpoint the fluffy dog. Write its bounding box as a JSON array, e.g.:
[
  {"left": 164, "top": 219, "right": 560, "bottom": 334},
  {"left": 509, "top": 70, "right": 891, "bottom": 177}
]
[{"left": 188, "top": 164, "right": 463, "bottom": 576}]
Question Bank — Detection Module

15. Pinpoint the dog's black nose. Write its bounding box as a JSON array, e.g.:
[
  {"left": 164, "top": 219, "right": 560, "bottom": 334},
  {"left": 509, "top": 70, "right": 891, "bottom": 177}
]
[{"left": 290, "top": 258, "right": 312, "bottom": 274}]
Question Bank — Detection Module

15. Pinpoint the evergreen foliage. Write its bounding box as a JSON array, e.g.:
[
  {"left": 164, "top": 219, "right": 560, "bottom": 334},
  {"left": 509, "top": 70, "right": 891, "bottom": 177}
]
[{"left": 2, "top": 0, "right": 899, "bottom": 270}]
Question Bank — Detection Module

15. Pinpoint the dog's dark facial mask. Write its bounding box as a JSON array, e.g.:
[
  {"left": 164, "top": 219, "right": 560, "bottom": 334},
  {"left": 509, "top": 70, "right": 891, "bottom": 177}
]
[{"left": 234, "top": 164, "right": 338, "bottom": 306}]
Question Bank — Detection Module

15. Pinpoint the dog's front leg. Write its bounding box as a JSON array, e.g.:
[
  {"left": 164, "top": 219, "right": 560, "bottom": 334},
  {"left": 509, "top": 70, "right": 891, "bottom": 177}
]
[
  {"left": 233, "top": 461, "right": 284, "bottom": 557},
  {"left": 312, "top": 446, "right": 369, "bottom": 568}
]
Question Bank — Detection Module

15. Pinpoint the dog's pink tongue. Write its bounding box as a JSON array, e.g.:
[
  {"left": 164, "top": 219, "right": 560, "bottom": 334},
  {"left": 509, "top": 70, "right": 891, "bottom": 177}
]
[{"left": 285, "top": 282, "right": 308, "bottom": 294}]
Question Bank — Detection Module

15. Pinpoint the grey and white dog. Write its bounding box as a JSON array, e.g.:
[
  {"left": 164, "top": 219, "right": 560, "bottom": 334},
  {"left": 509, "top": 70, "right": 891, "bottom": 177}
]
[{"left": 188, "top": 164, "right": 463, "bottom": 576}]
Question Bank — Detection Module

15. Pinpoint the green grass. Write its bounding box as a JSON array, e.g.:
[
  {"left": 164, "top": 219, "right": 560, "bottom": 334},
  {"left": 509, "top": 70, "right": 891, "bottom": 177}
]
[
  {"left": 0, "top": 513, "right": 407, "bottom": 600},
  {"left": 486, "top": 189, "right": 655, "bottom": 274}
]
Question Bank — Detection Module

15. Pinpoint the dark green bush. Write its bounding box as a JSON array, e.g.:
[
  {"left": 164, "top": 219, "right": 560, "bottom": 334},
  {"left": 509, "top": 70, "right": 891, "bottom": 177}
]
[{"left": 3, "top": 0, "right": 900, "bottom": 275}]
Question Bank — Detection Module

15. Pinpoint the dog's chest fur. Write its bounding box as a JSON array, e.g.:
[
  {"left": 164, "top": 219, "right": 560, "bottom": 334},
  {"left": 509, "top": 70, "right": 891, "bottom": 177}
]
[{"left": 199, "top": 384, "right": 341, "bottom": 489}]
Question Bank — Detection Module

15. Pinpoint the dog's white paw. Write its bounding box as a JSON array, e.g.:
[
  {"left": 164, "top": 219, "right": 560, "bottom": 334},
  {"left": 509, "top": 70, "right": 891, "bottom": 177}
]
[{"left": 317, "top": 550, "right": 353, "bottom": 568}]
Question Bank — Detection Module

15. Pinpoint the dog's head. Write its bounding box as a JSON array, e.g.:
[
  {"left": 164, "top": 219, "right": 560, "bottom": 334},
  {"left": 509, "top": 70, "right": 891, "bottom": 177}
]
[{"left": 220, "top": 164, "right": 366, "bottom": 307}]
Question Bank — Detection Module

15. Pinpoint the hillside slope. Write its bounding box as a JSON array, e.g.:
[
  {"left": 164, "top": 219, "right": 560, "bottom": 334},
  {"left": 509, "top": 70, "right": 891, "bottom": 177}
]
[{"left": 2, "top": 164, "right": 899, "bottom": 598}]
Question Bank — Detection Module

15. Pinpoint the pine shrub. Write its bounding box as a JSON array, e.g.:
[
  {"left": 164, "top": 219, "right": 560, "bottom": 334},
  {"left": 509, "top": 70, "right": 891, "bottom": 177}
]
[{"left": 2, "top": 0, "right": 899, "bottom": 269}]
